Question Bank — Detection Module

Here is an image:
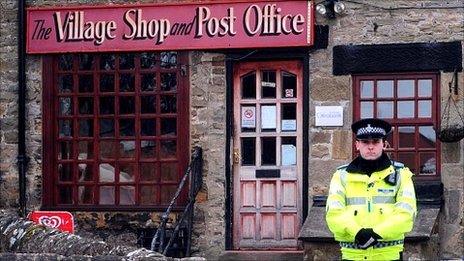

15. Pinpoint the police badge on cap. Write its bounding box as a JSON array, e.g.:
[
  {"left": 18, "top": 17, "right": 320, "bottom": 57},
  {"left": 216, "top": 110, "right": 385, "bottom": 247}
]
[{"left": 351, "top": 118, "right": 392, "bottom": 140}]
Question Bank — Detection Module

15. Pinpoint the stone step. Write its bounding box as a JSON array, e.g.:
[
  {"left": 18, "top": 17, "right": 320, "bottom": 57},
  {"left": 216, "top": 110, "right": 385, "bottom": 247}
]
[{"left": 218, "top": 250, "right": 304, "bottom": 261}]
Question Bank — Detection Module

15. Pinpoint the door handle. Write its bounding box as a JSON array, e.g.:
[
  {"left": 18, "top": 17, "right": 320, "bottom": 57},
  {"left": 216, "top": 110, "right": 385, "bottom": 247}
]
[{"left": 233, "top": 149, "right": 240, "bottom": 164}]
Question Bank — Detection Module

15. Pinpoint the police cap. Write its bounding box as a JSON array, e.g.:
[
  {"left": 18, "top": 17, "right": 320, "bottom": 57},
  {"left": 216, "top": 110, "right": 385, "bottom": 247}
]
[{"left": 351, "top": 118, "right": 392, "bottom": 140}]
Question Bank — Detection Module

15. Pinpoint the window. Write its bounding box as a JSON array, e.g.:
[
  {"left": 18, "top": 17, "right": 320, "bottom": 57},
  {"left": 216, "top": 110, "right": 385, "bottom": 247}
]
[
  {"left": 43, "top": 52, "right": 189, "bottom": 210},
  {"left": 353, "top": 73, "right": 440, "bottom": 179}
]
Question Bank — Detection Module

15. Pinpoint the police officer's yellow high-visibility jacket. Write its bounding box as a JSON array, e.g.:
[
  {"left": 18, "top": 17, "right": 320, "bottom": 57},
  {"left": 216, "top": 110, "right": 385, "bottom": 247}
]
[{"left": 326, "top": 160, "right": 416, "bottom": 260}]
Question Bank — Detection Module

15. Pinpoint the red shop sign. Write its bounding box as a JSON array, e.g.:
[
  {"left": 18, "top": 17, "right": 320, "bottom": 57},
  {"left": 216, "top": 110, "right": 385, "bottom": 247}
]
[
  {"left": 28, "top": 211, "right": 75, "bottom": 233},
  {"left": 26, "top": 0, "right": 315, "bottom": 54}
]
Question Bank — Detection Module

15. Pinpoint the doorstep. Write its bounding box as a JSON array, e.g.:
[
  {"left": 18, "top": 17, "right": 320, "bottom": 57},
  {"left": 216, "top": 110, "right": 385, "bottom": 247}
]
[{"left": 218, "top": 250, "right": 304, "bottom": 261}]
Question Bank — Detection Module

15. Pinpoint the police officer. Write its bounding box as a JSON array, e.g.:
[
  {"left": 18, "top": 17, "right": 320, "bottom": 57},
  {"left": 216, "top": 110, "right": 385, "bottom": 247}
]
[{"left": 326, "top": 118, "right": 416, "bottom": 260}]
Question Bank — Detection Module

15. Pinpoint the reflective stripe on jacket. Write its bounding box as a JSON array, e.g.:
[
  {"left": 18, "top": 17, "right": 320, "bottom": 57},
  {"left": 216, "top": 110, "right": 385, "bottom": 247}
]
[{"left": 325, "top": 163, "right": 417, "bottom": 260}]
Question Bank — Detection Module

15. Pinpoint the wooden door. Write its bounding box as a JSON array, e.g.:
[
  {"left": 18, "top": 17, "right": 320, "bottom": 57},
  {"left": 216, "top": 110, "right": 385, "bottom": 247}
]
[{"left": 233, "top": 61, "right": 303, "bottom": 249}]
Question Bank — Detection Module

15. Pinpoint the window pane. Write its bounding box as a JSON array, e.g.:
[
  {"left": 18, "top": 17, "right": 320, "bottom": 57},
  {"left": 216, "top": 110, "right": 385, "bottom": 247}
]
[
  {"left": 418, "top": 100, "right": 431, "bottom": 118},
  {"left": 261, "top": 105, "right": 276, "bottom": 130},
  {"left": 100, "top": 74, "right": 114, "bottom": 92},
  {"left": 120, "top": 119, "right": 135, "bottom": 137},
  {"left": 99, "top": 96, "right": 114, "bottom": 115},
  {"left": 261, "top": 137, "right": 276, "bottom": 165},
  {"left": 141, "top": 96, "right": 156, "bottom": 114},
  {"left": 78, "top": 186, "right": 94, "bottom": 204},
  {"left": 141, "top": 140, "right": 156, "bottom": 158},
  {"left": 281, "top": 137, "right": 296, "bottom": 166},
  {"left": 161, "top": 118, "right": 176, "bottom": 136},
  {"left": 58, "top": 164, "right": 73, "bottom": 181},
  {"left": 242, "top": 138, "right": 255, "bottom": 165},
  {"left": 59, "top": 97, "right": 73, "bottom": 116},
  {"left": 59, "top": 120, "right": 73, "bottom": 137},
  {"left": 419, "top": 126, "right": 436, "bottom": 148},
  {"left": 99, "top": 119, "right": 114, "bottom": 137},
  {"left": 100, "top": 141, "right": 117, "bottom": 159},
  {"left": 78, "top": 141, "right": 93, "bottom": 159},
  {"left": 377, "top": 80, "right": 393, "bottom": 98},
  {"left": 120, "top": 140, "right": 135, "bottom": 158},
  {"left": 142, "top": 73, "right": 156, "bottom": 92},
  {"left": 58, "top": 74, "right": 73, "bottom": 93},
  {"left": 58, "top": 141, "right": 72, "bottom": 160},
  {"left": 377, "top": 101, "right": 393, "bottom": 119},
  {"left": 78, "top": 97, "right": 93, "bottom": 115},
  {"left": 140, "top": 186, "right": 156, "bottom": 205},
  {"left": 120, "top": 186, "right": 135, "bottom": 205},
  {"left": 120, "top": 96, "right": 135, "bottom": 114},
  {"left": 282, "top": 103, "right": 296, "bottom": 131},
  {"left": 79, "top": 119, "right": 93, "bottom": 137},
  {"left": 418, "top": 79, "right": 432, "bottom": 97},
  {"left": 59, "top": 55, "right": 73, "bottom": 71},
  {"left": 161, "top": 95, "right": 177, "bottom": 113},
  {"left": 398, "top": 126, "right": 415, "bottom": 148},
  {"left": 58, "top": 187, "right": 74, "bottom": 204},
  {"left": 119, "top": 54, "right": 135, "bottom": 70},
  {"left": 141, "top": 53, "right": 156, "bottom": 69},
  {"left": 78, "top": 75, "right": 93, "bottom": 93},
  {"left": 160, "top": 163, "right": 177, "bottom": 182},
  {"left": 242, "top": 73, "right": 256, "bottom": 99},
  {"left": 99, "top": 186, "right": 115, "bottom": 204},
  {"left": 100, "top": 54, "right": 115, "bottom": 70},
  {"left": 261, "top": 70, "right": 276, "bottom": 98},
  {"left": 99, "top": 163, "right": 115, "bottom": 182},
  {"left": 397, "top": 101, "right": 414, "bottom": 118},
  {"left": 120, "top": 74, "right": 135, "bottom": 92},
  {"left": 160, "top": 186, "right": 177, "bottom": 204},
  {"left": 397, "top": 152, "right": 416, "bottom": 174},
  {"left": 161, "top": 73, "right": 177, "bottom": 91},
  {"left": 360, "top": 81, "right": 374, "bottom": 98},
  {"left": 385, "top": 126, "right": 394, "bottom": 148},
  {"left": 360, "top": 101, "right": 373, "bottom": 118},
  {"left": 120, "top": 164, "right": 135, "bottom": 182},
  {"left": 419, "top": 153, "right": 436, "bottom": 175},
  {"left": 160, "top": 140, "right": 176, "bottom": 159},
  {"left": 79, "top": 54, "right": 95, "bottom": 70},
  {"left": 398, "top": 80, "right": 414, "bottom": 98},
  {"left": 140, "top": 163, "right": 157, "bottom": 181},
  {"left": 78, "top": 163, "right": 94, "bottom": 182},
  {"left": 160, "top": 51, "right": 177, "bottom": 68},
  {"left": 141, "top": 119, "right": 156, "bottom": 136},
  {"left": 282, "top": 71, "right": 297, "bottom": 98}
]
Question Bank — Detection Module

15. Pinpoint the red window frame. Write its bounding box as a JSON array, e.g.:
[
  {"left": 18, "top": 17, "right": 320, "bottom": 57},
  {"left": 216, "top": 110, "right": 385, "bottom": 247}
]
[
  {"left": 42, "top": 52, "right": 190, "bottom": 210},
  {"left": 353, "top": 72, "right": 440, "bottom": 180}
]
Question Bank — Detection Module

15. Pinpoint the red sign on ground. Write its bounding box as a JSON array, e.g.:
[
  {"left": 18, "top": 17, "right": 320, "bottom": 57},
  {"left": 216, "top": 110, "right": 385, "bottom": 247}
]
[
  {"left": 28, "top": 211, "right": 74, "bottom": 233},
  {"left": 26, "top": 0, "right": 314, "bottom": 53}
]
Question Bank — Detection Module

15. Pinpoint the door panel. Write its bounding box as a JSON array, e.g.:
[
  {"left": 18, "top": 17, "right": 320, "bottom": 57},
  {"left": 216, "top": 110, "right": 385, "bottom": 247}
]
[{"left": 233, "top": 61, "right": 303, "bottom": 249}]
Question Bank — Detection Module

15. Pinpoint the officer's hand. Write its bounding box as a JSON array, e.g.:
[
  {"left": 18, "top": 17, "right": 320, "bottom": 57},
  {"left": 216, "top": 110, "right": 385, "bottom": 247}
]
[{"left": 355, "top": 228, "right": 382, "bottom": 249}]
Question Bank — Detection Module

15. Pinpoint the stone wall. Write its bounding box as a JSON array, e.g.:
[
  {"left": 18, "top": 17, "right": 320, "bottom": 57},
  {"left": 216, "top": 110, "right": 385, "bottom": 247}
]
[
  {"left": 309, "top": 0, "right": 463, "bottom": 258},
  {"left": 189, "top": 52, "right": 227, "bottom": 258}
]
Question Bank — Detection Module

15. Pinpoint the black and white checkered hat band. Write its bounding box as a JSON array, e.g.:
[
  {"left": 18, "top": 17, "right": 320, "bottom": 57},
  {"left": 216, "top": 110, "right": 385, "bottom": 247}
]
[{"left": 356, "top": 126, "right": 386, "bottom": 136}]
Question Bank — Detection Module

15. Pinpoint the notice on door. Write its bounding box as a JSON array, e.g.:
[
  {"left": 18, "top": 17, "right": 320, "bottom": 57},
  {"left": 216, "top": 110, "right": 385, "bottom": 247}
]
[
  {"left": 261, "top": 105, "right": 277, "bottom": 129},
  {"left": 241, "top": 106, "right": 256, "bottom": 128}
]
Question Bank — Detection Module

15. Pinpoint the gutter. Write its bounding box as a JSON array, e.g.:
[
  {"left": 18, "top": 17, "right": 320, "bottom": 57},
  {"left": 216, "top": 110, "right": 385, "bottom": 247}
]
[{"left": 17, "top": 0, "right": 28, "bottom": 217}]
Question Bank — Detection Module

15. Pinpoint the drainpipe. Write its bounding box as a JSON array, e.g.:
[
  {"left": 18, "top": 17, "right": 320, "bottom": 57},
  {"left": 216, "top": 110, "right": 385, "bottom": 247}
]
[{"left": 17, "top": 0, "right": 28, "bottom": 217}]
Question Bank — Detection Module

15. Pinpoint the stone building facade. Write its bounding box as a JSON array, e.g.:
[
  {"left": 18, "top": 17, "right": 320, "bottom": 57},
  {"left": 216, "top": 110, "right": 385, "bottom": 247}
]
[{"left": 0, "top": 0, "right": 463, "bottom": 260}]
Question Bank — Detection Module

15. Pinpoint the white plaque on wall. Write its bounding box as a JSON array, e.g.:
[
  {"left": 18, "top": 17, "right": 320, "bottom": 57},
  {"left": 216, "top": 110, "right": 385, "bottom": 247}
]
[{"left": 315, "top": 106, "right": 343, "bottom": 126}]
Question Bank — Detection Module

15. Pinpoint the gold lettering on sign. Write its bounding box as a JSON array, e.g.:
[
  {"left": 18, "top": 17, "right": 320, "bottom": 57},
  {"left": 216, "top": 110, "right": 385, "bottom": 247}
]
[
  {"left": 123, "top": 9, "right": 170, "bottom": 44},
  {"left": 194, "top": 6, "right": 237, "bottom": 37},
  {"left": 53, "top": 11, "right": 116, "bottom": 45},
  {"left": 244, "top": 4, "right": 304, "bottom": 36}
]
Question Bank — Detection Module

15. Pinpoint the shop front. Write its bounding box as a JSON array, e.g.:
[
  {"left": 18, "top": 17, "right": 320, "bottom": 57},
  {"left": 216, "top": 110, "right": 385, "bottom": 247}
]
[{"left": 0, "top": 0, "right": 462, "bottom": 259}]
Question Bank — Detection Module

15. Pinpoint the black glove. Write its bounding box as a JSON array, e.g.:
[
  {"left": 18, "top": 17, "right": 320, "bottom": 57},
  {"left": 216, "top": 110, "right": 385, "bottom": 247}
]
[{"left": 355, "top": 228, "right": 382, "bottom": 249}]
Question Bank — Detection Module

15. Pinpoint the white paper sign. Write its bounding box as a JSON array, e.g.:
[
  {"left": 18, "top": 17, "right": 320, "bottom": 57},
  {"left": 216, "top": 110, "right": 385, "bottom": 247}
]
[
  {"left": 261, "top": 105, "right": 276, "bottom": 129},
  {"left": 282, "top": 119, "right": 297, "bottom": 131},
  {"left": 315, "top": 106, "right": 343, "bottom": 126},
  {"left": 241, "top": 106, "right": 256, "bottom": 128},
  {"left": 282, "top": 144, "right": 296, "bottom": 166}
]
